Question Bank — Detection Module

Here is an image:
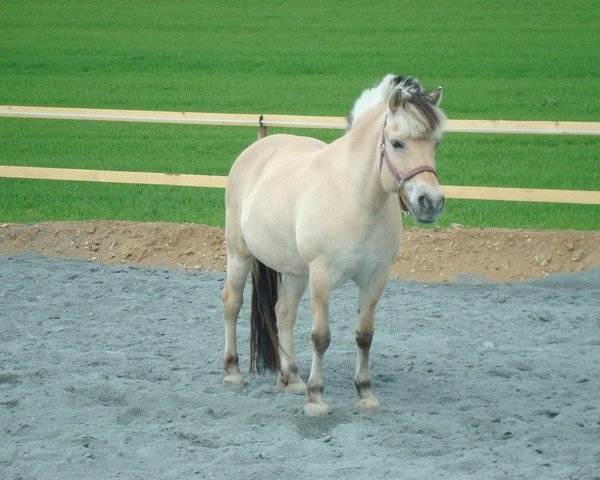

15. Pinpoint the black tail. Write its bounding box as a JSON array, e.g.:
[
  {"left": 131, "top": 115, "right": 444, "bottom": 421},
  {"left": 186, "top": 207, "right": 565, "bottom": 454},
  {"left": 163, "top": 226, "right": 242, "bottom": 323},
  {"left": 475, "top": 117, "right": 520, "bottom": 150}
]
[{"left": 250, "top": 259, "right": 280, "bottom": 373}]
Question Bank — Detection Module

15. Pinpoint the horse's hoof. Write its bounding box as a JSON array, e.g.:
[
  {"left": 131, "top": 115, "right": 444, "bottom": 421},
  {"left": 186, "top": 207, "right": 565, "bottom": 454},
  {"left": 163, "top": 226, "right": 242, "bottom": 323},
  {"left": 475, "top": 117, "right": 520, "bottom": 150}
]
[
  {"left": 223, "top": 373, "right": 244, "bottom": 389},
  {"left": 356, "top": 397, "right": 380, "bottom": 412},
  {"left": 277, "top": 377, "right": 306, "bottom": 394},
  {"left": 304, "top": 401, "right": 329, "bottom": 417}
]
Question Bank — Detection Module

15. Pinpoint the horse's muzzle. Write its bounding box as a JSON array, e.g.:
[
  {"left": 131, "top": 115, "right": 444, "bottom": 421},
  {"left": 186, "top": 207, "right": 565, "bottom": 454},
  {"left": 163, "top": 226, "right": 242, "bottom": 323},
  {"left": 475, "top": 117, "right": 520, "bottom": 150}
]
[{"left": 413, "top": 192, "right": 445, "bottom": 224}]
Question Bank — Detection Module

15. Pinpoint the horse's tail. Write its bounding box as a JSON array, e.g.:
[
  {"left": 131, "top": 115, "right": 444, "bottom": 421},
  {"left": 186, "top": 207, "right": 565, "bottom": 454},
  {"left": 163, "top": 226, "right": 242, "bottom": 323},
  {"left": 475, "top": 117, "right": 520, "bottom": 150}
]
[{"left": 250, "top": 259, "right": 280, "bottom": 373}]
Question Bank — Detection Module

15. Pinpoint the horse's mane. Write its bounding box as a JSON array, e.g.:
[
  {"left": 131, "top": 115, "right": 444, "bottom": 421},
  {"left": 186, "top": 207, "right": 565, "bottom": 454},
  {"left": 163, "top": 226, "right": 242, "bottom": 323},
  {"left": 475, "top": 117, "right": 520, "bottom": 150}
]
[{"left": 348, "top": 74, "right": 445, "bottom": 138}]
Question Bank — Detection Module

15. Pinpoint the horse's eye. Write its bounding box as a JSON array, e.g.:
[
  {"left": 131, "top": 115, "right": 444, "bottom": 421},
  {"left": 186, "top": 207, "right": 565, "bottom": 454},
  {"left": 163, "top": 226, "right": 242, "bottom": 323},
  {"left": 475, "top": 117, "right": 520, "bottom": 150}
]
[{"left": 391, "top": 140, "right": 405, "bottom": 150}]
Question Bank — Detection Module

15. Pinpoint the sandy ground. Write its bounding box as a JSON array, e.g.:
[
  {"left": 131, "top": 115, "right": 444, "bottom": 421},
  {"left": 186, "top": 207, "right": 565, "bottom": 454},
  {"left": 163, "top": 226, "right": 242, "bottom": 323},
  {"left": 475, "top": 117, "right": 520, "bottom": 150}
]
[{"left": 1, "top": 247, "right": 599, "bottom": 479}]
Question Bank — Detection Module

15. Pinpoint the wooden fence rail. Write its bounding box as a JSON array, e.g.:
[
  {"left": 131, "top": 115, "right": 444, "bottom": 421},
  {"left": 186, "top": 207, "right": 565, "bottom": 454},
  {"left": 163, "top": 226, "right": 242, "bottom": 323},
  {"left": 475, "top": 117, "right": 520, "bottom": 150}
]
[
  {"left": 2, "top": 105, "right": 600, "bottom": 135},
  {"left": 1, "top": 105, "right": 599, "bottom": 205},
  {"left": 1, "top": 165, "right": 599, "bottom": 205}
]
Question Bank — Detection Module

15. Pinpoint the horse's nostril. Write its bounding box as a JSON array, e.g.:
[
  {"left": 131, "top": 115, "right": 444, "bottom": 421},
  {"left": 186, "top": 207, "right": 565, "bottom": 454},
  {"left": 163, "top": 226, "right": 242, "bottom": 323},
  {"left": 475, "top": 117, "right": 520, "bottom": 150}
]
[
  {"left": 418, "top": 194, "right": 432, "bottom": 212},
  {"left": 417, "top": 194, "right": 445, "bottom": 214}
]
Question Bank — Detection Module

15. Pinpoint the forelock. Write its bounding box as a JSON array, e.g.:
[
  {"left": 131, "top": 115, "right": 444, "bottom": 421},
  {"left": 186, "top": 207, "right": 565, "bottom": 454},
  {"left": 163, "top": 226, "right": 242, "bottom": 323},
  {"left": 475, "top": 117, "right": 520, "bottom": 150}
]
[
  {"left": 348, "top": 74, "right": 446, "bottom": 136},
  {"left": 390, "top": 78, "right": 446, "bottom": 138}
]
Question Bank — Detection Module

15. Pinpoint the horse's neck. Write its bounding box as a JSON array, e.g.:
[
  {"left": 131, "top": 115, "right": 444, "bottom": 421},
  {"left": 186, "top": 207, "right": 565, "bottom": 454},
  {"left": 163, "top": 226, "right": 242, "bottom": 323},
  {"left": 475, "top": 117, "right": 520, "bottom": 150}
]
[{"left": 339, "top": 107, "right": 390, "bottom": 212}]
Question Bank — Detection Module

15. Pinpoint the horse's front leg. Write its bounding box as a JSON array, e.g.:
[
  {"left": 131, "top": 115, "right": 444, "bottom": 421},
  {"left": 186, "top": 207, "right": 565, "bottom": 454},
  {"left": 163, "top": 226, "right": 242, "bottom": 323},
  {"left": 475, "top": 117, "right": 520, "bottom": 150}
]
[
  {"left": 304, "top": 265, "right": 332, "bottom": 416},
  {"left": 354, "top": 271, "right": 389, "bottom": 412}
]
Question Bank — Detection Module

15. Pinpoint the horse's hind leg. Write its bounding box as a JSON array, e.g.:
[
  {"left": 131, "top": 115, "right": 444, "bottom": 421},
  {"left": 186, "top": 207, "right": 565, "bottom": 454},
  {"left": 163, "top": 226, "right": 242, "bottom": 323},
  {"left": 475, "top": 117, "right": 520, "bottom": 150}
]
[
  {"left": 276, "top": 274, "right": 308, "bottom": 393},
  {"left": 354, "top": 270, "right": 388, "bottom": 411},
  {"left": 222, "top": 251, "right": 252, "bottom": 388}
]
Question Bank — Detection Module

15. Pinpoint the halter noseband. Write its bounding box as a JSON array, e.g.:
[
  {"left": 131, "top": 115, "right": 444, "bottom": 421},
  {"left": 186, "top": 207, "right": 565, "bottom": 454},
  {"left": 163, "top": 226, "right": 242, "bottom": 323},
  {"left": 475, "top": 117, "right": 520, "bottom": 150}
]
[{"left": 379, "top": 118, "right": 438, "bottom": 212}]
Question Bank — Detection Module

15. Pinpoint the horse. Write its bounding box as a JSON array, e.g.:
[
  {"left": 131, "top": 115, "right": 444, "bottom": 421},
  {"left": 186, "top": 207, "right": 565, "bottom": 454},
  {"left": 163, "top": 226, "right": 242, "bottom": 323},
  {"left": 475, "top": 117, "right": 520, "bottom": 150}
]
[{"left": 221, "top": 74, "right": 446, "bottom": 416}]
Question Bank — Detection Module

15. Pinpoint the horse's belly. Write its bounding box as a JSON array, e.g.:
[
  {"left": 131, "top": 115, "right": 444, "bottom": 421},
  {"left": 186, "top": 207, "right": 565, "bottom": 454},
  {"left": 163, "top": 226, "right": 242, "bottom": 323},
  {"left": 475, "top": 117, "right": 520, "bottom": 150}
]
[{"left": 240, "top": 199, "right": 309, "bottom": 276}]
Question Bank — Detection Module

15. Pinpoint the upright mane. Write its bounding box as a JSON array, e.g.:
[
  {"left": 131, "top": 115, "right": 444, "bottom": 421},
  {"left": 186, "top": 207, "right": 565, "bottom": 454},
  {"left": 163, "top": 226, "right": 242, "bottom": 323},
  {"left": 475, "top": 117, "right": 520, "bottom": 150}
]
[{"left": 348, "top": 74, "right": 445, "bottom": 138}]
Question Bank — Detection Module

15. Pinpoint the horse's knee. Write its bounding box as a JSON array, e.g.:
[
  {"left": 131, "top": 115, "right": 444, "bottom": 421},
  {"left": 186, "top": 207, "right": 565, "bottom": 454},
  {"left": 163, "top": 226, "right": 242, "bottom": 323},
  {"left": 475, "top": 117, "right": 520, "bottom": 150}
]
[
  {"left": 355, "top": 329, "right": 373, "bottom": 350},
  {"left": 311, "top": 329, "right": 331, "bottom": 354}
]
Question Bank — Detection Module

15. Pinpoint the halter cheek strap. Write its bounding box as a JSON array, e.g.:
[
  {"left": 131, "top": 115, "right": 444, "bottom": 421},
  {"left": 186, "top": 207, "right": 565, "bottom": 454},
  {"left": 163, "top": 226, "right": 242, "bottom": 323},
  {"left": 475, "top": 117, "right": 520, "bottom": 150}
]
[{"left": 379, "top": 120, "right": 437, "bottom": 212}]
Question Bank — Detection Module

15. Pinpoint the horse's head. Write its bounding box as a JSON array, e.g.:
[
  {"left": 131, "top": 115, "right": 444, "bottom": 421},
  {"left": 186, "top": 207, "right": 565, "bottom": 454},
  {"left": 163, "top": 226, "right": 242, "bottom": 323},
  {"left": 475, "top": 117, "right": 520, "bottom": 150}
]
[{"left": 380, "top": 77, "right": 446, "bottom": 224}]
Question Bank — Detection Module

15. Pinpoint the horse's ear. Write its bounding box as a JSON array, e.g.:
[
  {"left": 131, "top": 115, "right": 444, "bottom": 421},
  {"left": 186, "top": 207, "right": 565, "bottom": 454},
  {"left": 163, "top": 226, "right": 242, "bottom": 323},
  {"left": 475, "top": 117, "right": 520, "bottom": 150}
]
[
  {"left": 427, "top": 87, "right": 442, "bottom": 106},
  {"left": 388, "top": 88, "right": 406, "bottom": 112}
]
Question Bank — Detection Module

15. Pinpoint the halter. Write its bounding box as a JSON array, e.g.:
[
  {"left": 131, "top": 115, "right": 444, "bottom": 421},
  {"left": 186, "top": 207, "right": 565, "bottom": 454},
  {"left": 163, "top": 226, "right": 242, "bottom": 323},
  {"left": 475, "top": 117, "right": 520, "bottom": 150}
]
[{"left": 378, "top": 118, "right": 438, "bottom": 212}]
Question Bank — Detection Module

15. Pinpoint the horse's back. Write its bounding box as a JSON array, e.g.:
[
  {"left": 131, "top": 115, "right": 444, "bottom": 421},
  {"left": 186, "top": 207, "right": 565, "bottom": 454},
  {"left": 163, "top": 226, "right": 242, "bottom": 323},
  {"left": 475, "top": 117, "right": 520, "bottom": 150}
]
[{"left": 228, "top": 134, "right": 326, "bottom": 188}]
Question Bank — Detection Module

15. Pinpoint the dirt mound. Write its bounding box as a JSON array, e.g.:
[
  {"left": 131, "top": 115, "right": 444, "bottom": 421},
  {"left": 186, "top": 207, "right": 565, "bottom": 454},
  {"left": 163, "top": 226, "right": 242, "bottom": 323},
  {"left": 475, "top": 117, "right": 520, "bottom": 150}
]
[{"left": 1, "top": 221, "right": 598, "bottom": 282}]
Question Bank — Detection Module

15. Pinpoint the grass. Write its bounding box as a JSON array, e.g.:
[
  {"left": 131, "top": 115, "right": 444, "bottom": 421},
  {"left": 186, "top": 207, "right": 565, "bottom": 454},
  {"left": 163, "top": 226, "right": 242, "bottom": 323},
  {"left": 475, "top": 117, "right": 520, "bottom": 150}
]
[{"left": 0, "top": 1, "right": 599, "bottom": 229}]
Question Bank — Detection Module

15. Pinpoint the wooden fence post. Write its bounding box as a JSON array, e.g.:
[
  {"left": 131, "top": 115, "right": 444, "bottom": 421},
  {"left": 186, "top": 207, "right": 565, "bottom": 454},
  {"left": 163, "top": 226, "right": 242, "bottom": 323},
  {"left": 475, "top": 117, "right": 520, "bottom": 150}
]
[{"left": 258, "top": 114, "right": 268, "bottom": 139}]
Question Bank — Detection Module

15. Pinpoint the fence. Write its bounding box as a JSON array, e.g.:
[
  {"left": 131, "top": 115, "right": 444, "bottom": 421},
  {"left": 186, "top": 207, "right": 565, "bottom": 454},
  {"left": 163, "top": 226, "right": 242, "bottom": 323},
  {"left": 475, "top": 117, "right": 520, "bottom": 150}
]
[{"left": 1, "top": 105, "right": 599, "bottom": 205}]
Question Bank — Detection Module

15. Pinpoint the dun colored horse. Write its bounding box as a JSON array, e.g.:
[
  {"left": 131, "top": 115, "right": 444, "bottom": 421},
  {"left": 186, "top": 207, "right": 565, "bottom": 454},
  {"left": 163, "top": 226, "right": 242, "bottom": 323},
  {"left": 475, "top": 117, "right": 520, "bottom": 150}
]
[{"left": 222, "top": 74, "right": 445, "bottom": 415}]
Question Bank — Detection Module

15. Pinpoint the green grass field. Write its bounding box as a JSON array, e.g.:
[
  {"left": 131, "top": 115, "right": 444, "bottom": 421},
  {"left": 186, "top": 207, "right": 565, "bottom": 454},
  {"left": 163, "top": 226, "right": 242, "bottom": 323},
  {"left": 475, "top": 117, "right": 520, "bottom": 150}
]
[{"left": 1, "top": 1, "right": 598, "bottom": 229}]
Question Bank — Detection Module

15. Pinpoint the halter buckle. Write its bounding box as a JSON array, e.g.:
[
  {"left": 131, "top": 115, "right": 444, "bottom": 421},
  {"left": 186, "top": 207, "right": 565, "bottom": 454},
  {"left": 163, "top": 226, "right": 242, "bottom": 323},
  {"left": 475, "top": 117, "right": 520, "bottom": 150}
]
[{"left": 395, "top": 174, "right": 404, "bottom": 189}]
